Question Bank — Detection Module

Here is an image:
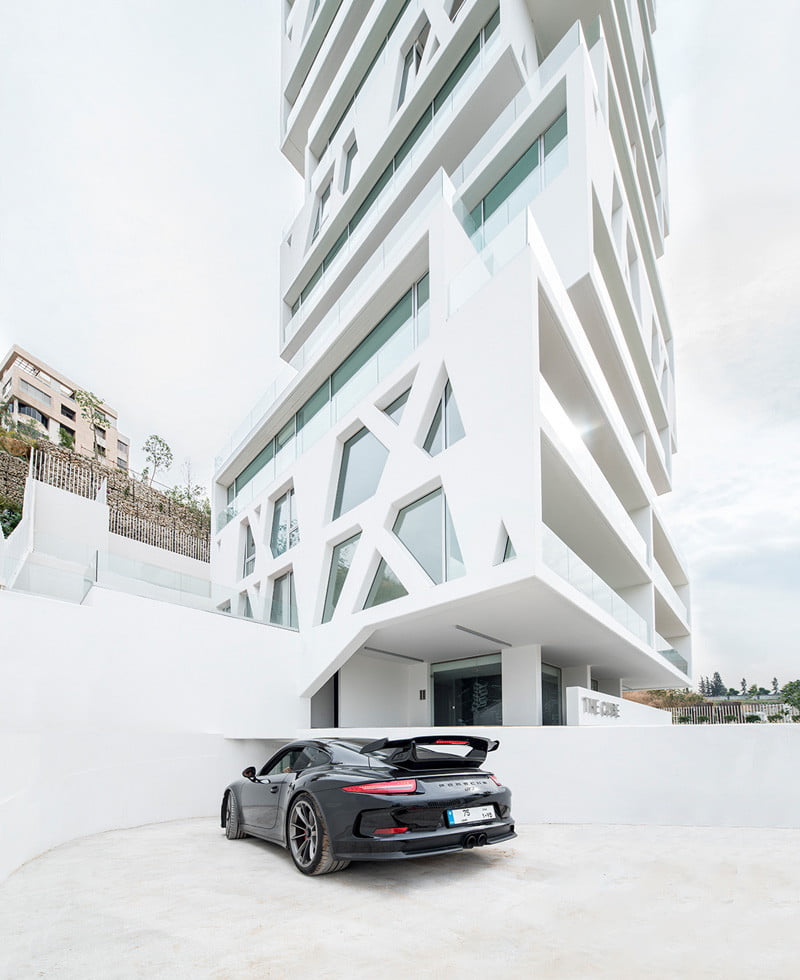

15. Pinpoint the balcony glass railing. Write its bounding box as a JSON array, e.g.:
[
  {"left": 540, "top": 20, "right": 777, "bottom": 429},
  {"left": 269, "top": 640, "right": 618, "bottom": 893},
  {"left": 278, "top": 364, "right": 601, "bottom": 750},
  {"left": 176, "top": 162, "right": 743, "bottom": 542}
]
[
  {"left": 541, "top": 524, "right": 649, "bottom": 644},
  {"left": 655, "top": 633, "right": 688, "bottom": 675},
  {"left": 652, "top": 559, "right": 688, "bottom": 624}
]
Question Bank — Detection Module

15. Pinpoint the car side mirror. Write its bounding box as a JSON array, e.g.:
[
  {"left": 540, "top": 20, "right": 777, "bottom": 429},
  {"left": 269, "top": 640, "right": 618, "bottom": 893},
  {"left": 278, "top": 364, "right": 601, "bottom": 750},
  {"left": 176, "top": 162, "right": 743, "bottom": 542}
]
[{"left": 242, "top": 766, "right": 258, "bottom": 781}]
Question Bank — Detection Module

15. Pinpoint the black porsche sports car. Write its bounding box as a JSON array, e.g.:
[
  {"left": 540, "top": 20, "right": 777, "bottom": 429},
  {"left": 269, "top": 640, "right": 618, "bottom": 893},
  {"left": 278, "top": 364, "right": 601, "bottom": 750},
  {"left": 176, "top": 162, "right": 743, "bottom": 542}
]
[{"left": 221, "top": 734, "right": 516, "bottom": 876}]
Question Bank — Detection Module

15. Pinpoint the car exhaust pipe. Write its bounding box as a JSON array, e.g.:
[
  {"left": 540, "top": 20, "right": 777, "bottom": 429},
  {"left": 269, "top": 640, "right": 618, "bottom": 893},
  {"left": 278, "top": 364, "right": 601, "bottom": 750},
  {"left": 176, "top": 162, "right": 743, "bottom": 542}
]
[
  {"left": 464, "top": 834, "right": 476, "bottom": 849},
  {"left": 476, "top": 833, "right": 488, "bottom": 847}
]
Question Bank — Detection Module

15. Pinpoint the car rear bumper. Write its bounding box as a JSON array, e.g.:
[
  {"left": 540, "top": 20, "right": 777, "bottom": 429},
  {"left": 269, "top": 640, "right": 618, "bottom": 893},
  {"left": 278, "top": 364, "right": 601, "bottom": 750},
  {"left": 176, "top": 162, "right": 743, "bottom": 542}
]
[{"left": 333, "top": 822, "right": 517, "bottom": 862}]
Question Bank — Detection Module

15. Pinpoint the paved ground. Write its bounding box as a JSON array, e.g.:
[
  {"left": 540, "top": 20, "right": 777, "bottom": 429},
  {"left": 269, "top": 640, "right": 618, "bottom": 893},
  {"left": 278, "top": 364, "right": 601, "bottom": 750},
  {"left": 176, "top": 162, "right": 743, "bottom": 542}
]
[{"left": 1, "top": 819, "right": 798, "bottom": 979}]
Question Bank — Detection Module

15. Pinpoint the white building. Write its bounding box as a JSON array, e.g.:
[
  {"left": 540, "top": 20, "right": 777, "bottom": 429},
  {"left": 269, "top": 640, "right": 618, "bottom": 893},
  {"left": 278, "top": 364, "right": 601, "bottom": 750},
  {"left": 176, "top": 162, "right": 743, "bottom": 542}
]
[{"left": 211, "top": 0, "right": 691, "bottom": 732}]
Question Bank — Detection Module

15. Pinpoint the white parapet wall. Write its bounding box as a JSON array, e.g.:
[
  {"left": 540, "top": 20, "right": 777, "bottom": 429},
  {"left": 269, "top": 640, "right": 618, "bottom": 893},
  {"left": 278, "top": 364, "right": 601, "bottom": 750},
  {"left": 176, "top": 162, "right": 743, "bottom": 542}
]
[{"left": 565, "top": 686, "right": 673, "bottom": 726}]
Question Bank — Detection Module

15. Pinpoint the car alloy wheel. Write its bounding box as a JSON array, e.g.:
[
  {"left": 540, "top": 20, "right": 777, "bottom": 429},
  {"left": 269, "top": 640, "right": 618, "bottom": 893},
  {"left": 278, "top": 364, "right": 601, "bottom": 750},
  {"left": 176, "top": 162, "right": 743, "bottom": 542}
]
[{"left": 289, "top": 798, "right": 319, "bottom": 870}]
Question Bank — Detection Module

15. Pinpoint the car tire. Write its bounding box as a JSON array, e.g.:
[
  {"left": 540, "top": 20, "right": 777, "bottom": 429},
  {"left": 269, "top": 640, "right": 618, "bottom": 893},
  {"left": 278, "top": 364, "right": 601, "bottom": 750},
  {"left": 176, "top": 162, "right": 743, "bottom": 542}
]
[
  {"left": 224, "top": 791, "right": 246, "bottom": 840},
  {"left": 287, "top": 793, "right": 350, "bottom": 876}
]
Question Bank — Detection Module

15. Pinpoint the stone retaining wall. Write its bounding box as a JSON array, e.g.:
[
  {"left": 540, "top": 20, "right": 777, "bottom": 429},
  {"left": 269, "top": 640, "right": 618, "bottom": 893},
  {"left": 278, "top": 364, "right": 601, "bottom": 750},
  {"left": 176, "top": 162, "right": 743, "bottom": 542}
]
[{"left": 0, "top": 449, "right": 28, "bottom": 508}]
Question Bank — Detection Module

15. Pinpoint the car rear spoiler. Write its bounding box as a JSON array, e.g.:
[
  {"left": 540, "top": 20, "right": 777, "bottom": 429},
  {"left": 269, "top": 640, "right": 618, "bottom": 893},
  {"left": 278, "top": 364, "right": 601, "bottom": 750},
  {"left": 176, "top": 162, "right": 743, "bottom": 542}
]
[{"left": 361, "top": 735, "right": 499, "bottom": 768}]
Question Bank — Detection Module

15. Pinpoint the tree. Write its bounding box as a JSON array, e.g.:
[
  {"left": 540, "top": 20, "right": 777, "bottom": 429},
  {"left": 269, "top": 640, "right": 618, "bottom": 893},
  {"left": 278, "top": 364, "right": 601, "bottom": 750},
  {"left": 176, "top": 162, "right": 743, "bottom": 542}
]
[
  {"left": 772, "top": 677, "right": 779, "bottom": 695},
  {"left": 711, "top": 672, "right": 725, "bottom": 697},
  {"left": 758, "top": 687, "right": 770, "bottom": 697},
  {"left": 74, "top": 389, "right": 108, "bottom": 460},
  {"left": 59, "top": 428, "right": 75, "bottom": 450},
  {"left": 748, "top": 684, "right": 759, "bottom": 699},
  {"left": 165, "top": 458, "right": 210, "bottom": 516},
  {"left": 781, "top": 680, "right": 800, "bottom": 712},
  {"left": 142, "top": 435, "right": 173, "bottom": 486},
  {"left": 727, "top": 688, "right": 738, "bottom": 698},
  {"left": 0, "top": 396, "right": 13, "bottom": 431},
  {"left": 741, "top": 678, "right": 747, "bottom": 696}
]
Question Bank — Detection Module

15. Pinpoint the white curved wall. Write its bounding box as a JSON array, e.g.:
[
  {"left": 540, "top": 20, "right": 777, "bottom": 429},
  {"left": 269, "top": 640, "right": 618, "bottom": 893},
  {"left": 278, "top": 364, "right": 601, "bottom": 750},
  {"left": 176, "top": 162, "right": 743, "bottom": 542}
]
[{"left": 0, "top": 588, "right": 299, "bottom": 881}]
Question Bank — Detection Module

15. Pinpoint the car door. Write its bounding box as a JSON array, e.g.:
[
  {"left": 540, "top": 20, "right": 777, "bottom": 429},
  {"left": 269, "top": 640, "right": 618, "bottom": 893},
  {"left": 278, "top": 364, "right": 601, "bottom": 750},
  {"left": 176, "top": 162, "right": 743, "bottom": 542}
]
[{"left": 240, "top": 748, "right": 304, "bottom": 833}]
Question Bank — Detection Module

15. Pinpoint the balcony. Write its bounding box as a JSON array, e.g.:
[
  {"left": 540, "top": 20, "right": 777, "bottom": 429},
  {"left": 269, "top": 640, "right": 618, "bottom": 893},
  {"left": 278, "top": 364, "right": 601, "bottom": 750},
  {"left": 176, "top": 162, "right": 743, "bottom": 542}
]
[{"left": 541, "top": 524, "right": 649, "bottom": 645}]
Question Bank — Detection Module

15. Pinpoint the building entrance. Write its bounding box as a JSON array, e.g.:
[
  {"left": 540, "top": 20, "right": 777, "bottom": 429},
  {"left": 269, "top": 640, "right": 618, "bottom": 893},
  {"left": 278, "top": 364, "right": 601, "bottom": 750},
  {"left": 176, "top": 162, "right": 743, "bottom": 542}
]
[
  {"left": 542, "top": 663, "right": 563, "bottom": 725},
  {"left": 432, "top": 654, "right": 502, "bottom": 726}
]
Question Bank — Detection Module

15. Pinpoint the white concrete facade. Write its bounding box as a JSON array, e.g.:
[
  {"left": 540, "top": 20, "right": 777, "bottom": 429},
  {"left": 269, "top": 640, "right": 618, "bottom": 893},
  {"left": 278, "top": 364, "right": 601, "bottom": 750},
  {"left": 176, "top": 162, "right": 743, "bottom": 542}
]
[{"left": 211, "top": 0, "right": 691, "bottom": 734}]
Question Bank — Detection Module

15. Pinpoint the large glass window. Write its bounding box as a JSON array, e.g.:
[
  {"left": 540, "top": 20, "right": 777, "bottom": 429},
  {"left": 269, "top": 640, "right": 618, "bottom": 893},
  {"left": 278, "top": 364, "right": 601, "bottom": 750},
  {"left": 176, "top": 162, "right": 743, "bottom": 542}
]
[
  {"left": 432, "top": 654, "right": 502, "bottom": 726},
  {"left": 468, "top": 111, "right": 568, "bottom": 248},
  {"left": 270, "top": 488, "right": 299, "bottom": 557},
  {"left": 342, "top": 140, "right": 358, "bottom": 192},
  {"left": 364, "top": 558, "right": 408, "bottom": 608},
  {"left": 270, "top": 571, "right": 298, "bottom": 629},
  {"left": 242, "top": 524, "right": 256, "bottom": 578},
  {"left": 383, "top": 388, "right": 410, "bottom": 424},
  {"left": 541, "top": 663, "right": 562, "bottom": 726},
  {"left": 225, "top": 275, "right": 429, "bottom": 521},
  {"left": 333, "top": 428, "right": 388, "bottom": 519},
  {"left": 398, "top": 21, "right": 430, "bottom": 108},
  {"left": 292, "top": 8, "right": 500, "bottom": 319},
  {"left": 322, "top": 532, "right": 360, "bottom": 623},
  {"left": 393, "top": 488, "right": 464, "bottom": 584},
  {"left": 423, "top": 379, "right": 465, "bottom": 455}
]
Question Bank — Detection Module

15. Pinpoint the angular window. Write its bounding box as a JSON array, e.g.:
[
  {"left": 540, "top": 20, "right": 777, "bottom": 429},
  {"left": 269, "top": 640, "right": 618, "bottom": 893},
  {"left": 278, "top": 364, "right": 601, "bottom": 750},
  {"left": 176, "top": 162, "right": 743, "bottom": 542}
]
[
  {"left": 423, "top": 379, "right": 465, "bottom": 455},
  {"left": 243, "top": 524, "right": 256, "bottom": 578},
  {"left": 270, "top": 571, "right": 298, "bottom": 629},
  {"left": 393, "top": 488, "right": 464, "bottom": 584},
  {"left": 364, "top": 558, "right": 408, "bottom": 609},
  {"left": 333, "top": 427, "right": 388, "bottom": 519},
  {"left": 270, "top": 488, "right": 299, "bottom": 557},
  {"left": 240, "top": 592, "right": 253, "bottom": 619},
  {"left": 449, "top": 0, "right": 466, "bottom": 21},
  {"left": 383, "top": 388, "right": 410, "bottom": 424},
  {"left": 312, "top": 181, "right": 331, "bottom": 241},
  {"left": 503, "top": 534, "right": 516, "bottom": 562},
  {"left": 398, "top": 21, "right": 430, "bottom": 108},
  {"left": 342, "top": 140, "right": 358, "bottom": 193},
  {"left": 322, "top": 532, "right": 360, "bottom": 623}
]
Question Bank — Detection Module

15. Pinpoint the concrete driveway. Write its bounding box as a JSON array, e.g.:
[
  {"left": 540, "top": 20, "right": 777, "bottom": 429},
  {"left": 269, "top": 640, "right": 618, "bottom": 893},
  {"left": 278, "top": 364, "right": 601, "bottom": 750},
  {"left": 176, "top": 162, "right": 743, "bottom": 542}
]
[{"left": 1, "top": 819, "right": 797, "bottom": 979}]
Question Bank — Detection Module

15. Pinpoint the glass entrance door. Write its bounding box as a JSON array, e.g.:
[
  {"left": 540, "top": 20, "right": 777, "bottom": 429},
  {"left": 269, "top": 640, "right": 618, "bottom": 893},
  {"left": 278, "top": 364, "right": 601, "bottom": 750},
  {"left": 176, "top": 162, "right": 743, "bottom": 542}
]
[
  {"left": 541, "top": 663, "right": 562, "bottom": 725},
  {"left": 432, "top": 654, "right": 502, "bottom": 726}
]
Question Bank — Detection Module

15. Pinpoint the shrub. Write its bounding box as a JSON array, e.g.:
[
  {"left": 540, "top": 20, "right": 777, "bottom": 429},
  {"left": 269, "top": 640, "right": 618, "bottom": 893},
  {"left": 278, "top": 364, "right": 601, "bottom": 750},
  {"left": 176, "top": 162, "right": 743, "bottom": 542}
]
[
  {"left": 745, "top": 714, "right": 762, "bottom": 723},
  {"left": 677, "top": 715, "right": 691, "bottom": 724},
  {"left": 723, "top": 714, "right": 737, "bottom": 723},
  {"left": 767, "top": 713, "right": 783, "bottom": 723},
  {"left": 0, "top": 495, "right": 22, "bottom": 536},
  {"left": 696, "top": 715, "right": 709, "bottom": 723}
]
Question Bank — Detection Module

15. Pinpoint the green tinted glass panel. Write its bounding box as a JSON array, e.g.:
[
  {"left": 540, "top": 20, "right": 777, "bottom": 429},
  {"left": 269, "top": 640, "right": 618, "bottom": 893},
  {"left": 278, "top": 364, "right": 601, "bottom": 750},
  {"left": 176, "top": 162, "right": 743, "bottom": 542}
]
[
  {"left": 444, "top": 498, "right": 465, "bottom": 579},
  {"left": 350, "top": 162, "right": 393, "bottom": 232},
  {"left": 270, "top": 489, "right": 297, "bottom": 557},
  {"left": 394, "top": 489, "right": 443, "bottom": 583},
  {"left": 322, "top": 532, "right": 361, "bottom": 623},
  {"left": 235, "top": 439, "right": 274, "bottom": 495},
  {"left": 433, "top": 36, "right": 479, "bottom": 113},
  {"left": 333, "top": 427, "right": 389, "bottom": 519},
  {"left": 364, "top": 558, "right": 408, "bottom": 608},
  {"left": 484, "top": 8, "right": 500, "bottom": 39},
  {"left": 323, "top": 229, "right": 348, "bottom": 271},
  {"left": 503, "top": 534, "right": 516, "bottom": 561},
  {"left": 300, "top": 263, "right": 323, "bottom": 303},
  {"left": 424, "top": 401, "right": 443, "bottom": 456},
  {"left": 444, "top": 381, "right": 465, "bottom": 446},
  {"left": 416, "top": 272, "right": 429, "bottom": 308},
  {"left": 297, "top": 382, "right": 329, "bottom": 432},
  {"left": 270, "top": 571, "right": 298, "bottom": 629},
  {"left": 384, "top": 388, "right": 410, "bottom": 424},
  {"left": 544, "top": 112, "right": 568, "bottom": 155},
  {"left": 483, "top": 141, "right": 539, "bottom": 221},
  {"left": 395, "top": 105, "right": 433, "bottom": 168},
  {"left": 276, "top": 419, "right": 295, "bottom": 451},
  {"left": 331, "top": 291, "right": 412, "bottom": 394}
]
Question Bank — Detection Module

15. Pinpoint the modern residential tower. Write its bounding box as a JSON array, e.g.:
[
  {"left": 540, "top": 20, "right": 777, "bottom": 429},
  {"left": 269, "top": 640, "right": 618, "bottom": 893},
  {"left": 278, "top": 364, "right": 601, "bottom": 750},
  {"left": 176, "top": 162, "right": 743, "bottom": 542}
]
[{"left": 212, "top": 0, "right": 691, "bottom": 731}]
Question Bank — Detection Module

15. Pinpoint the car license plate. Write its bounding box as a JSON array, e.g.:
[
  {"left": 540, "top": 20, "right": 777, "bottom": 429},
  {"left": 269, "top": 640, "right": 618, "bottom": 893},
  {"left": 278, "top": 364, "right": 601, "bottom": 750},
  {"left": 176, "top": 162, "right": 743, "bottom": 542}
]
[{"left": 446, "top": 805, "right": 495, "bottom": 826}]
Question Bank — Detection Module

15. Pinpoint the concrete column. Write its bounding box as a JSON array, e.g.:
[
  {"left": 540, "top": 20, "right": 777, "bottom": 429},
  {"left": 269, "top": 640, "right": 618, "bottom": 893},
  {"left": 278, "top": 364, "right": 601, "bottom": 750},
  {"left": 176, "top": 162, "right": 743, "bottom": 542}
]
[{"left": 502, "top": 644, "right": 542, "bottom": 725}]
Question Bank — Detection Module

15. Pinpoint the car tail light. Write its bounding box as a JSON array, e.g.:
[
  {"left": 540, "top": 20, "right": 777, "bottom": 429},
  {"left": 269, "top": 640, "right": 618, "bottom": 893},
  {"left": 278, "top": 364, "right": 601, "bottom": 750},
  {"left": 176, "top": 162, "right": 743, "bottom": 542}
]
[
  {"left": 489, "top": 774, "right": 502, "bottom": 786},
  {"left": 434, "top": 739, "right": 468, "bottom": 744},
  {"left": 342, "top": 779, "right": 417, "bottom": 794},
  {"left": 374, "top": 827, "right": 409, "bottom": 835}
]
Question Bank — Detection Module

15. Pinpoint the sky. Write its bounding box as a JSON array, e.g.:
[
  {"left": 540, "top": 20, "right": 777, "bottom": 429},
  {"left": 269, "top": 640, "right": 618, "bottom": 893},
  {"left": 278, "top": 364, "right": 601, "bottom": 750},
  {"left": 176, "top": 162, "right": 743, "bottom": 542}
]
[{"left": 0, "top": 1, "right": 797, "bottom": 687}]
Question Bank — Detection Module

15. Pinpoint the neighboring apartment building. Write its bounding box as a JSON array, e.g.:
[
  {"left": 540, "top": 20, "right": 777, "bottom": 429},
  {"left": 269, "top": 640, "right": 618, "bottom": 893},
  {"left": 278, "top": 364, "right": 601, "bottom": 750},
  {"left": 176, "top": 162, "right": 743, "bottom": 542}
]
[
  {"left": 1, "top": 345, "right": 130, "bottom": 470},
  {"left": 212, "top": 0, "right": 692, "bottom": 731}
]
